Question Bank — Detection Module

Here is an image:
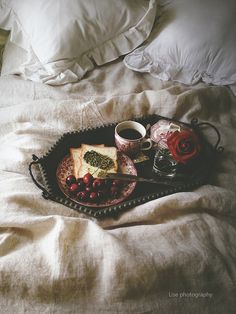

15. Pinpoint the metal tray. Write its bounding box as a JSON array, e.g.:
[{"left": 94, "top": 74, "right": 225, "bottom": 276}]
[{"left": 29, "top": 115, "right": 223, "bottom": 219}]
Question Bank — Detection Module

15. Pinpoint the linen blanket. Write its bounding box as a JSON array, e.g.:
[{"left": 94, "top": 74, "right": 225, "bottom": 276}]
[{"left": 0, "top": 60, "right": 236, "bottom": 313}]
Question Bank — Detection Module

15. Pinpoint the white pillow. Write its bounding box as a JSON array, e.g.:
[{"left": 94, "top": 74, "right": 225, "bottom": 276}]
[
  {"left": 0, "top": 28, "right": 9, "bottom": 71},
  {"left": 124, "top": 0, "right": 236, "bottom": 87},
  {"left": 1, "top": 38, "right": 27, "bottom": 76},
  {"left": 0, "top": 0, "right": 156, "bottom": 85}
]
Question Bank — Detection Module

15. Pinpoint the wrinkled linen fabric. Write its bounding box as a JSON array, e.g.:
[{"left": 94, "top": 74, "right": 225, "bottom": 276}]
[{"left": 0, "top": 60, "right": 236, "bottom": 313}]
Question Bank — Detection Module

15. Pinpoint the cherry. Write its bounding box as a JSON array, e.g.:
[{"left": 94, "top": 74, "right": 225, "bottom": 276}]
[
  {"left": 69, "top": 183, "right": 79, "bottom": 194},
  {"left": 89, "top": 191, "right": 98, "bottom": 202},
  {"left": 85, "top": 186, "right": 93, "bottom": 193},
  {"left": 97, "top": 191, "right": 105, "bottom": 200},
  {"left": 66, "top": 175, "right": 76, "bottom": 186},
  {"left": 92, "top": 179, "right": 104, "bottom": 190},
  {"left": 83, "top": 173, "right": 94, "bottom": 185},
  {"left": 112, "top": 180, "right": 122, "bottom": 187},
  {"left": 110, "top": 186, "right": 119, "bottom": 197},
  {"left": 104, "top": 179, "right": 112, "bottom": 188},
  {"left": 77, "top": 191, "right": 88, "bottom": 201},
  {"left": 77, "top": 178, "right": 85, "bottom": 190}
]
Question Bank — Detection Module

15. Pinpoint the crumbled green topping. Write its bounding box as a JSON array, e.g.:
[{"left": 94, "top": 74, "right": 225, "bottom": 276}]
[{"left": 83, "top": 150, "right": 114, "bottom": 170}]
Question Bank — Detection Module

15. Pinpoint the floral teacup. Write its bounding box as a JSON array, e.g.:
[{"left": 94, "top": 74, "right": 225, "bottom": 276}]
[{"left": 115, "top": 121, "right": 152, "bottom": 157}]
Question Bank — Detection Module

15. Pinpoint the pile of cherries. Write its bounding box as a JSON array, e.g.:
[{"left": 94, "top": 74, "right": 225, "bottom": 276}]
[{"left": 65, "top": 172, "right": 123, "bottom": 203}]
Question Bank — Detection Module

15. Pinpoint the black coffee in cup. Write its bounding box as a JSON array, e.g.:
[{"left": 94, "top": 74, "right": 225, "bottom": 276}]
[{"left": 118, "top": 128, "right": 142, "bottom": 140}]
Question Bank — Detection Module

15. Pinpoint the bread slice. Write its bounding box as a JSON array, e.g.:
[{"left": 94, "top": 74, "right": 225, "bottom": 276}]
[
  {"left": 70, "top": 147, "right": 83, "bottom": 179},
  {"left": 77, "top": 144, "right": 118, "bottom": 178},
  {"left": 70, "top": 144, "right": 105, "bottom": 178}
]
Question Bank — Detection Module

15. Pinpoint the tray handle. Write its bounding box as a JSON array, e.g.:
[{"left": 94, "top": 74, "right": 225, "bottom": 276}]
[
  {"left": 191, "top": 118, "right": 224, "bottom": 153},
  {"left": 29, "top": 154, "right": 50, "bottom": 199}
]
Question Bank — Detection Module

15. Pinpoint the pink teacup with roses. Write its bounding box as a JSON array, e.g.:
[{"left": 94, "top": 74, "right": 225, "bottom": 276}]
[{"left": 115, "top": 121, "right": 152, "bottom": 157}]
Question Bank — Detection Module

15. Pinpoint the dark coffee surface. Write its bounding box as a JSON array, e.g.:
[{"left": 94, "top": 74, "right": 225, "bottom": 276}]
[{"left": 119, "top": 128, "right": 142, "bottom": 140}]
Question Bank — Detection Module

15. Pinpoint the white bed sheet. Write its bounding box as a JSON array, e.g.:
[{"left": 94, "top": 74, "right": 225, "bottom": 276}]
[{"left": 0, "top": 60, "right": 236, "bottom": 313}]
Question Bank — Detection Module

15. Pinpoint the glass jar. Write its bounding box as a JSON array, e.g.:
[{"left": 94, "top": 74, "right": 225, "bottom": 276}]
[{"left": 152, "top": 140, "right": 178, "bottom": 177}]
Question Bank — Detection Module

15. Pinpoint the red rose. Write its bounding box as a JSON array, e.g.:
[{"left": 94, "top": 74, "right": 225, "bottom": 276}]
[{"left": 166, "top": 130, "right": 201, "bottom": 164}]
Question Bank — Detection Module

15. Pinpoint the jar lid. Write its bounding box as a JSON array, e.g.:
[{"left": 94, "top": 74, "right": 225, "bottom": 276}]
[{"left": 150, "top": 119, "right": 182, "bottom": 144}]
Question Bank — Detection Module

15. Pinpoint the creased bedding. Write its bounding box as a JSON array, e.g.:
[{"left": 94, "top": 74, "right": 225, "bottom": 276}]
[{"left": 0, "top": 60, "right": 236, "bottom": 313}]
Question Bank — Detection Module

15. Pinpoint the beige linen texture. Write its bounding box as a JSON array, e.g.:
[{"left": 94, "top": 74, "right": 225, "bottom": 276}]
[{"left": 0, "top": 60, "right": 236, "bottom": 313}]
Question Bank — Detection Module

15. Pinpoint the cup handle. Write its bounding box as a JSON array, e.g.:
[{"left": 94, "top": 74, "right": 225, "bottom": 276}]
[{"left": 141, "top": 138, "right": 152, "bottom": 151}]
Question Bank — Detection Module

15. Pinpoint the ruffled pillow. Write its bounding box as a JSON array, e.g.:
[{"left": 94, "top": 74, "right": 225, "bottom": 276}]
[
  {"left": 0, "top": 0, "right": 156, "bottom": 84},
  {"left": 124, "top": 0, "right": 236, "bottom": 89}
]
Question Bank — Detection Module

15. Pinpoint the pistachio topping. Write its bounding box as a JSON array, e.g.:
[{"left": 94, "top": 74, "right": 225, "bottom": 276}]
[{"left": 83, "top": 150, "right": 115, "bottom": 170}]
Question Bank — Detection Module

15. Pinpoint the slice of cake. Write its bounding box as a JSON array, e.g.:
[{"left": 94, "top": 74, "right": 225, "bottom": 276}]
[{"left": 77, "top": 144, "right": 118, "bottom": 178}]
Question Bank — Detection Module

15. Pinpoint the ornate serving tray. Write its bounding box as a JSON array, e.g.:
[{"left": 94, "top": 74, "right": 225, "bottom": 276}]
[{"left": 29, "top": 115, "right": 223, "bottom": 218}]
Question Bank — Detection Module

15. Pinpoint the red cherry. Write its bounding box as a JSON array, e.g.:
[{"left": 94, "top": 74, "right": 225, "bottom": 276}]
[
  {"left": 85, "top": 186, "right": 93, "bottom": 193},
  {"left": 104, "top": 179, "right": 112, "bottom": 188},
  {"left": 92, "top": 179, "right": 104, "bottom": 190},
  {"left": 98, "top": 188, "right": 109, "bottom": 197},
  {"left": 110, "top": 186, "right": 119, "bottom": 197},
  {"left": 97, "top": 191, "right": 105, "bottom": 200},
  {"left": 69, "top": 183, "right": 79, "bottom": 194},
  {"left": 112, "top": 180, "right": 122, "bottom": 187},
  {"left": 77, "top": 191, "right": 88, "bottom": 201},
  {"left": 77, "top": 178, "right": 85, "bottom": 190},
  {"left": 66, "top": 175, "right": 76, "bottom": 186},
  {"left": 89, "top": 191, "right": 98, "bottom": 202},
  {"left": 83, "top": 173, "right": 94, "bottom": 185}
]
